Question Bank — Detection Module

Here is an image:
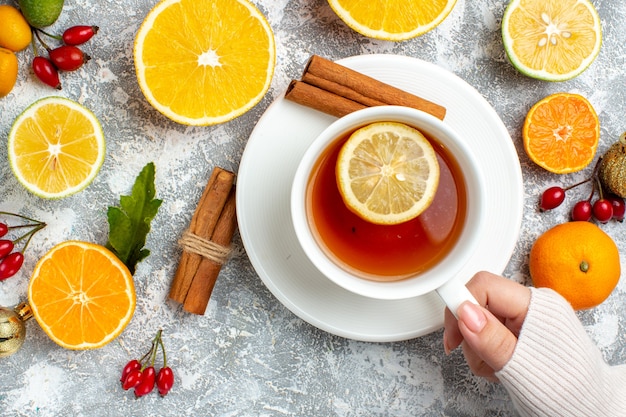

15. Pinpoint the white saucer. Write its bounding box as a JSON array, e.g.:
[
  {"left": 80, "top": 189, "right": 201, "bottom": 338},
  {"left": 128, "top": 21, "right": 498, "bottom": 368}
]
[{"left": 236, "top": 54, "right": 524, "bottom": 342}]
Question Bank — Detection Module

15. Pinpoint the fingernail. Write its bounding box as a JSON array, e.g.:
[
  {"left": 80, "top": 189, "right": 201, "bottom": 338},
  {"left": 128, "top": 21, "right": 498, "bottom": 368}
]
[
  {"left": 459, "top": 302, "right": 487, "bottom": 333},
  {"left": 443, "top": 330, "right": 451, "bottom": 355}
]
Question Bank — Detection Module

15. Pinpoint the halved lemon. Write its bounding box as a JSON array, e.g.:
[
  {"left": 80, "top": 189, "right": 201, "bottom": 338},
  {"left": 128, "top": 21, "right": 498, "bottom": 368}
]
[
  {"left": 28, "top": 241, "right": 136, "bottom": 350},
  {"left": 8, "top": 97, "right": 105, "bottom": 199},
  {"left": 327, "top": 0, "right": 457, "bottom": 41},
  {"left": 336, "top": 122, "right": 440, "bottom": 225},
  {"left": 134, "top": 0, "right": 276, "bottom": 126},
  {"left": 502, "top": 0, "right": 602, "bottom": 81}
]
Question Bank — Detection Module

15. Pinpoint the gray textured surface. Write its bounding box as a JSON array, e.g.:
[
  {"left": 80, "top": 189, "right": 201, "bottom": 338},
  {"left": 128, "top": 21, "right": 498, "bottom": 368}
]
[{"left": 1, "top": 0, "right": 625, "bottom": 416}]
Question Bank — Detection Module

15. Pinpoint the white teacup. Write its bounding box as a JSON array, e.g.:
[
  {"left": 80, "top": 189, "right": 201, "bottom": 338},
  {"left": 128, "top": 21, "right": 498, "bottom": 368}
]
[{"left": 291, "top": 106, "right": 486, "bottom": 315}]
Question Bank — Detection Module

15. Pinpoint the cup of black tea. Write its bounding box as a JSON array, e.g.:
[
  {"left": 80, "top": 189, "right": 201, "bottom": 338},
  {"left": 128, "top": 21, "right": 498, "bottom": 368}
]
[{"left": 291, "top": 106, "right": 487, "bottom": 316}]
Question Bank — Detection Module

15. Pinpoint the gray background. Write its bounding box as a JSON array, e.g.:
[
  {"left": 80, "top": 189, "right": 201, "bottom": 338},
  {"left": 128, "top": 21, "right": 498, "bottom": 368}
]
[{"left": 1, "top": 0, "right": 625, "bottom": 415}]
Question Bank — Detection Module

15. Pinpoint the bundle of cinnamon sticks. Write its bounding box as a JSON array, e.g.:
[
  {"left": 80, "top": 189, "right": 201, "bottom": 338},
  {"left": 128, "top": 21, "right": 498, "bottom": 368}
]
[
  {"left": 169, "top": 167, "right": 237, "bottom": 315},
  {"left": 284, "top": 55, "right": 446, "bottom": 120}
]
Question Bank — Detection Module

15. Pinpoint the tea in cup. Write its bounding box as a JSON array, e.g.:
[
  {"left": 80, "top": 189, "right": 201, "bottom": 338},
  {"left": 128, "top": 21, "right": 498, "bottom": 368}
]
[{"left": 291, "top": 106, "right": 486, "bottom": 312}]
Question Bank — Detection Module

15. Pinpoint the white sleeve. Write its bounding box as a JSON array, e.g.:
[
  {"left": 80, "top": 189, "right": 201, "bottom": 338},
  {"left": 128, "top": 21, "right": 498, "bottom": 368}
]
[{"left": 495, "top": 287, "right": 626, "bottom": 417}]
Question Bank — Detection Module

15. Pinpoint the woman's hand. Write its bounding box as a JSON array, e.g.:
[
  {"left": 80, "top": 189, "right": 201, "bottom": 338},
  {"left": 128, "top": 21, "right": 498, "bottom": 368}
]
[{"left": 443, "top": 271, "right": 531, "bottom": 381}]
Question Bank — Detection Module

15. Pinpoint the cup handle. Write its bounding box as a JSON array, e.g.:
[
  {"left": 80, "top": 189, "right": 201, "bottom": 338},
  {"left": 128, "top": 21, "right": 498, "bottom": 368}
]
[{"left": 435, "top": 278, "right": 479, "bottom": 319}]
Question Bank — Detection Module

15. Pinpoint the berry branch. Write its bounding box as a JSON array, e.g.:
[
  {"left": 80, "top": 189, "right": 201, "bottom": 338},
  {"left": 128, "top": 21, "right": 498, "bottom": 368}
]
[
  {"left": 120, "top": 329, "right": 174, "bottom": 397},
  {"left": 0, "top": 211, "right": 46, "bottom": 280},
  {"left": 30, "top": 24, "right": 98, "bottom": 89},
  {"left": 539, "top": 156, "right": 625, "bottom": 223}
]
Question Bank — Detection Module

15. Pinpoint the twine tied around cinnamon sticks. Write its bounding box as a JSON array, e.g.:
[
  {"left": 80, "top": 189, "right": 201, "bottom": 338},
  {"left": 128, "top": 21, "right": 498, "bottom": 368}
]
[
  {"left": 178, "top": 229, "right": 231, "bottom": 265},
  {"left": 169, "top": 167, "right": 237, "bottom": 315},
  {"left": 284, "top": 55, "right": 446, "bottom": 120}
]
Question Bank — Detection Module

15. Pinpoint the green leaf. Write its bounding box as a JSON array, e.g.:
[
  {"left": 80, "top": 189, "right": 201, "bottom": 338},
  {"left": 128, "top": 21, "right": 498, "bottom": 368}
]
[{"left": 106, "top": 162, "right": 162, "bottom": 275}]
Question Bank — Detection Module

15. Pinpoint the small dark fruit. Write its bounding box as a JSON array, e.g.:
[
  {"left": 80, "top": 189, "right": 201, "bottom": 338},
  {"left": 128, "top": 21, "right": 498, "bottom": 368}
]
[
  {"left": 592, "top": 199, "right": 613, "bottom": 223},
  {"left": 606, "top": 194, "right": 625, "bottom": 221},
  {"left": 571, "top": 200, "right": 593, "bottom": 222},
  {"left": 539, "top": 186, "right": 566, "bottom": 211},
  {"left": 32, "top": 56, "right": 61, "bottom": 89},
  {"left": 48, "top": 45, "right": 90, "bottom": 71}
]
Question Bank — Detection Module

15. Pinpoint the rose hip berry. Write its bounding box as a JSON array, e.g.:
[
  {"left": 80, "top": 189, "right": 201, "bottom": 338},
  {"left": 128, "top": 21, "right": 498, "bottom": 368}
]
[
  {"left": 538, "top": 175, "right": 593, "bottom": 212},
  {"left": 32, "top": 56, "right": 61, "bottom": 89},
  {"left": 571, "top": 200, "right": 593, "bottom": 222},
  {"left": 48, "top": 45, "right": 90, "bottom": 71},
  {"left": 540, "top": 186, "right": 566, "bottom": 211},
  {"left": 0, "top": 240, "right": 14, "bottom": 258},
  {"left": 62, "top": 25, "right": 99, "bottom": 46},
  {"left": 134, "top": 366, "right": 156, "bottom": 397},
  {"left": 0, "top": 252, "right": 24, "bottom": 280},
  {"left": 121, "top": 359, "right": 141, "bottom": 384},
  {"left": 122, "top": 369, "right": 143, "bottom": 390},
  {"left": 0, "top": 224, "right": 8, "bottom": 238},
  {"left": 606, "top": 194, "right": 625, "bottom": 221},
  {"left": 592, "top": 199, "right": 613, "bottom": 223},
  {"left": 156, "top": 366, "right": 174, "bottom": 396}
]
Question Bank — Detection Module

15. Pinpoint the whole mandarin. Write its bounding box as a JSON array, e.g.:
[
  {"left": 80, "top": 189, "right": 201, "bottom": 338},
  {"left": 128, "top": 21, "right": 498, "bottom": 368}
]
[{"left": 0, "top": 5, "right": 33, "bottom": 52}]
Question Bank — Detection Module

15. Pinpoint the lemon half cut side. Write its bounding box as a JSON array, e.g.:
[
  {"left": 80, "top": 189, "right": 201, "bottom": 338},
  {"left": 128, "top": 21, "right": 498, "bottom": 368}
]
[
  {"left": 502, "top": 0, "right": 602, "bottom": 81},
  {"left": 8, "top": 96, "right": 105, "bottom": 199}
]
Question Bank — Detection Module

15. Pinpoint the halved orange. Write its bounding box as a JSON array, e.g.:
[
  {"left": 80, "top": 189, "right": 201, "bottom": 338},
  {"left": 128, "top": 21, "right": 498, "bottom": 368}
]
[
  {"left": 336, "top": 122, "right": 440, "bottom": 225},
  {"left": 28, "top": 241, "right": 136, "bottom": 350},
  {"left": 327, "top": 0, "right": 457, "bottom": 41},
  {"left": 502, "top": 0, "right": 602, "bottom": 81},
  {"left": 134, "top": 0, "right": 276, "bottom": 126},
  {"left": 523, "top": 93, "right": 599, "bottom": 174}
]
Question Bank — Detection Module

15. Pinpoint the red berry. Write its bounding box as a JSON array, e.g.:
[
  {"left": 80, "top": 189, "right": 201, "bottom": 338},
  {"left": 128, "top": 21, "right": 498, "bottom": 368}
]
[
  {"left": 540, "top": 186, "right": 566, "bottom": 211},
  {"left": 156, "top": 367, "right": 174, "bottom": 396},
  {"left": 134, "top": 366, "right": 156, "bottom": 397},
  {"left": 122, "top": 369, "right": 143, "bottom": 390},
  {"left": 62, "top": 25, "right": 99, "bottom": 46},
  {"left": 606, "top": 194, "right": 625, "bottom": 221},
  {"left": 592, "top": 199, "right": 613, "bottom": 223},
  {"left": 48, "top": 46, "right": 90, "bottom": 71},
  {"left": 0, "top": 252, "right": 24, "bottom": 280},
  {"left": 121, "top": 359, "right": 141, "bottom": 384},
  {"left": 571, "top": 200, "right": 593, "bottom": 222},
  {"left": 0, "top": 224, "right": 7, "bottom": 238},
  {"left": 33, "top": 56, "right": 61, "bottom": 89},
  {"left": 0, "top": 240, "right": 14, "bottom": 258}
]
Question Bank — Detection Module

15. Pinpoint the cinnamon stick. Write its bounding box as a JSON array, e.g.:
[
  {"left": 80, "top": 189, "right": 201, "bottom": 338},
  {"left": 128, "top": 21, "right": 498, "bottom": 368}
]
[
  {"left": 168, "top": 167, "right": 235, "bottom": 303},
  {"left": 285, "top": 55, "right": 446, "bottom": 120},
  {"left": 301, "top": 72, "right": 387, "bottom": 108},
  {"left": 183, "top": 188, "right": 237, "bottom": 315},
  {"left": 285, "top": 80, "right": 367, "bottom": 118}
]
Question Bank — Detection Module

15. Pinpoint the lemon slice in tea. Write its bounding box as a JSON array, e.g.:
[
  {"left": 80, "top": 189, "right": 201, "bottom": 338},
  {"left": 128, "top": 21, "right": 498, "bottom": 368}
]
[
  {"left": 8, "top": 97, "right": 105, "bottom": 199},
  {"left": 336, "top": 122, "right": 440, "bottom": 225}
]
